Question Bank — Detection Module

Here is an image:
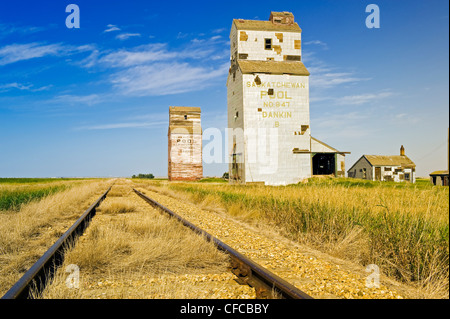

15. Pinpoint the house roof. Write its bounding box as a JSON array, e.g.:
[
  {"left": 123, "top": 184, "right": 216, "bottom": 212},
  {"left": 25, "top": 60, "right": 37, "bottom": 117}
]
[
  {"left": 233, "top": 19, "right": 301, "bottom": 32},
  {"left": 364, "top": 155, "right": 416, "bottom": 168},
  {"left": 237, "top": 60, "right": 310, "bottom": 76}
]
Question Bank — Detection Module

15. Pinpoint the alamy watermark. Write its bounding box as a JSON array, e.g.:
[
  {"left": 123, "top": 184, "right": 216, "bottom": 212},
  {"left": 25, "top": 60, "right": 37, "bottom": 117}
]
[
  {"left": 366, "top": 4, "right": 380, "bottom": 29},
  {"left": 365, "top": 264, "right": 381, "bottom": 288},
  {"left": 65, "top": 264, "right": 80, "bottom": 289},
  {"left": 65, "top": 4, "right": 80, "bottom": 29}
]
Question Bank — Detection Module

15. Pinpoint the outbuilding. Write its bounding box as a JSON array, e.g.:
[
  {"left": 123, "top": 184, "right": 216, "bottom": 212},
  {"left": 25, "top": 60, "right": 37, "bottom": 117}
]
[
  {"left": 347, "top": 146, "right": 416, "bottom": 183},
  {"left": 429, "top": 171, "right": 449, "bottom": 186}
]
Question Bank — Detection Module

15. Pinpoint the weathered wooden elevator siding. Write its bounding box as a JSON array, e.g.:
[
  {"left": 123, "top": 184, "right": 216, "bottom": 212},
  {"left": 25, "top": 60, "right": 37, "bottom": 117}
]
[{"left": 168, "top": 106, "right": 203, "bottom": 181}]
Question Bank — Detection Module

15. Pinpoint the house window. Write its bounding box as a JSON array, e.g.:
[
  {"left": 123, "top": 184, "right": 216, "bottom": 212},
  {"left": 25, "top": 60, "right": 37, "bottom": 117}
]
[
  {"left": 265, "top": 38, "right": 272, "bottom": 50},
  {"left": 184, "top": 115, "right": 188, "bottom": 120},
  {"left": 268, "top": 88, "right": 274, "bottom": 95},
  {"left": 404, "top": 173, "right": 410, "bottom": 181},
  {"left": 384, "top": 167, "right": 392, "bottom": 171}
]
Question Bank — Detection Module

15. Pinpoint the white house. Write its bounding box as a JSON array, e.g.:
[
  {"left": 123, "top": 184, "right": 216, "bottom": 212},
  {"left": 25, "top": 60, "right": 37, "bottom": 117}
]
[{"left": 347, "top": 146, "right": 416, "bottom": 183}]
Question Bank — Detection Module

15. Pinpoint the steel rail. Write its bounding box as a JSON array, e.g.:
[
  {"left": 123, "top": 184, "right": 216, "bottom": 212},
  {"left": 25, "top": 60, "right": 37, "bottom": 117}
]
[
  {"left": 2, "top": 186, "right": 112, "bottom": 299},
  {"left": 133, "top": 188, "right": 313, "bottom": 300}
]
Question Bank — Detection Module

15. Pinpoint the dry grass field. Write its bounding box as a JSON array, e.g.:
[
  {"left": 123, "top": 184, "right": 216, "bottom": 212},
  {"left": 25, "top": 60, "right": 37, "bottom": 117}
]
[
  {"left": 135, "top": 177, "right": 449, "bottom": 299},
  {"left": 0, "top": 179, "right": 112, "bottom": 295},
  {"left": 1, "top": 176, "right": 447, "bottom": 299},
  {"left": 38, "top": 181, "right": 249, "bottom": 299}
]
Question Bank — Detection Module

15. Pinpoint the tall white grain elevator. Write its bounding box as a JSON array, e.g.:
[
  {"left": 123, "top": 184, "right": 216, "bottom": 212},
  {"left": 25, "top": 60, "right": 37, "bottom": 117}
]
[{"left": 227, "top": 12, "right": 349, "bottom": 185}]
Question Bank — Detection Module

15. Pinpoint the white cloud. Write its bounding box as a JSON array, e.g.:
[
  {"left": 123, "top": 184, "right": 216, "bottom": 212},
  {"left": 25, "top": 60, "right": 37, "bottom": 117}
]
[
  {"left": 334, "top": 92, "right": 394, "bottom": 105},
  {"left": 116, "top": 33, "right": 141, "bottom": 40},
  {"left": 84, "top": 36, "right": 226, "bottom": 69},
  {"left": 110, "top": 62, "right": 228, "bottom": 96},
  {"left": 310, "top": 71, "right": 369, "bottom": 88},
  {"left": 50, "top": 94, "right": 104, "bottom": 106},
  {"left": 303, "top": 51, "right": 369, "bottom": 89},
  {"left": 98, "top": 43, "right": 176, "bottom": 67},
  {"left": 311, "top": 111, "right": 373, "bottom": 139},
  {"left": 211, "top": 27, "right": 227, "bottom": 34},
  {"left": 0, "top": 82, "right": 32, "bottom": 91},
  {"left": 303, "top": 40, "right": 328, "bottom": 50},
  {"left": 0, "top": 43, "right": 63, "bottom": 65},
  {"left": 0, "top": 23, "right": 46, "bottom": 38},
  {"left": 75, "top": 120, "right": 167, "bottom": 130},
  {"left": 104, "top": 24, "right": 120, "bottom": 33},
  {"left": 80, "top": 37, "right": 229, "bottom": 97},
  {"left": 0, "top": 42, "right": 95, "bottom": 66},
  {"left": 0, "top": 82, "right": 52, "bottom": 92},
  {"left": 311, "top": 91, "right": 394, "bottom": 106}
]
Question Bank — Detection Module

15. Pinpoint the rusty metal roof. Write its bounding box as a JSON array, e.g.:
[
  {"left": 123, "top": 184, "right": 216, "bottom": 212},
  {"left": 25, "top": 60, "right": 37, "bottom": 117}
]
[
  {"left": 238, "top": 60, "right": 310, "bottom": 75},
  {"left": 233, "top": 19, "right": 301, "bottom": 32},
  {"left": 169, "top": 106, "right": 201, "bottom": 113}
]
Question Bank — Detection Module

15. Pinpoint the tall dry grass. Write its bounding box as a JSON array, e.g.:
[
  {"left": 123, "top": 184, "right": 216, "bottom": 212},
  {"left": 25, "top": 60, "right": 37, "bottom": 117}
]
[
  {"left": 39, "top": 193, "right": 230, "bottom": 299},
  {"left": 0, "top": 179, "right": 113, "bottom": 295},
  {"left": 136, "top": 178, "right": 449, "bottom": 298}
]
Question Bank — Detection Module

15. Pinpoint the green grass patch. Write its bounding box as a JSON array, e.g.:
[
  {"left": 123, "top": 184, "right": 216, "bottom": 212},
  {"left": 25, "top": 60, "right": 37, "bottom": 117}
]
[
  {"left": 0, "top": 185, "right": 69, "bottom": 211},
  {"left": 197, "top": 177, "right": 228, "bottom": 183},
  {"left": 0, "top": 178, "right": 87, "bottom": 184}
]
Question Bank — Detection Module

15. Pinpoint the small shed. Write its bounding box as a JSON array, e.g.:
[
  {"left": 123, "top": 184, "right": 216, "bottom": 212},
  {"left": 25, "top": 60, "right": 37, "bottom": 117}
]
[
  {"left": 309, "top": 137, "right": 349, "bottom": 177},
  {"left": 347, "top": 146, "right": 416, "bottom": 183},
  {"left": 429, "top": 171, "right": 449, "bottom": 186}
]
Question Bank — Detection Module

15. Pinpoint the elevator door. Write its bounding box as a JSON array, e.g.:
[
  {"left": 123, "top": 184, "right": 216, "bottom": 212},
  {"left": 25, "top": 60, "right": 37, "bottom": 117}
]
[{"left": 312, "top": 153, "right": 335, "bottom": 175}]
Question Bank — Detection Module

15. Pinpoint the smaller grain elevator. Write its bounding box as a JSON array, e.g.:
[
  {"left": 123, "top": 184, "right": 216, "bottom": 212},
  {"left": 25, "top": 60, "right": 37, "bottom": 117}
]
[{"left": 168, "top": 106, "right": 203, "bottom": 181}]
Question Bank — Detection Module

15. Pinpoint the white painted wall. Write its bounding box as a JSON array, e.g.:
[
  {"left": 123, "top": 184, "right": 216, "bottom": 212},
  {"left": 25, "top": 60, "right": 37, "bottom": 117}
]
[
  {"left": 240, "top": 72, "right": 311, "bottom": 185},
  {"left": 233, "top": 26, "right": 302, "bottom": 62}
]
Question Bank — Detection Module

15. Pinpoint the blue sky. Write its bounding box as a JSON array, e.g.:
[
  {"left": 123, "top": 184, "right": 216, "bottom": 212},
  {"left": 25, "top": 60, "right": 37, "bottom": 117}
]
[{"left": 0, "top": 0, "right": 448, "bottom": 178}]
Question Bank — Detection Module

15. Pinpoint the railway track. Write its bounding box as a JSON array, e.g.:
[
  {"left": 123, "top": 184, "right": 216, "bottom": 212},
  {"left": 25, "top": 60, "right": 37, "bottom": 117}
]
[
  {"left": 133, "top": 188, "right": 312, "bottom": 300},
  {"left": 2, "top": 186, "right": 111, "bottom": 299},
  {"left": 1, "top": 183, "right": 312, "bottom": 300}
]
